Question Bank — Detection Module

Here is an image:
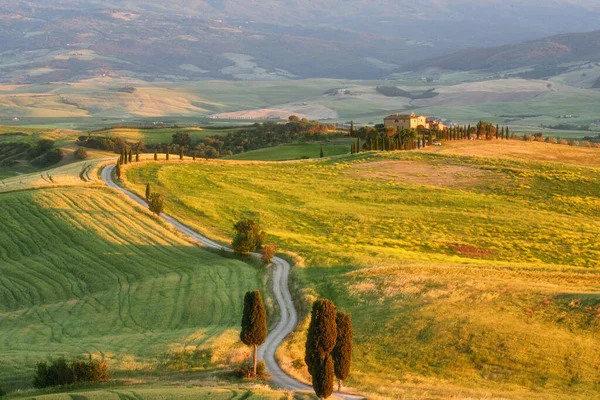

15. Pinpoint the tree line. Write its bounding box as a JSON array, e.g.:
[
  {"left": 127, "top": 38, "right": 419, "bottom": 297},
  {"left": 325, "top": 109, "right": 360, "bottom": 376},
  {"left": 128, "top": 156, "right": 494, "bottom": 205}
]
[
  {"left": 80, "top": 117, "right": 340, "bottom": 159},
  {"left": 347, "top": 120, "right": 512, "bottom": 153}
]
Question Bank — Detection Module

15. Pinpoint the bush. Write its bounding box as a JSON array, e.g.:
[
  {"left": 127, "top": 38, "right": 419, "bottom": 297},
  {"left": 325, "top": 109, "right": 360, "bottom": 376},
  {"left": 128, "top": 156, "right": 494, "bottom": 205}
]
[
  {"left": 232, "top": 219, "right": 266, "bottom": 255},
  {"left": 546, "top": 137, "right": 558, "bottom": 144},
  {"left": 74, "top": 147, "right": 88, "bottom": 160},
  {"left": 33, "top": 358, "right": 109, "bottom": 389},
  {"left": 569, "top": 140, "right": 579, "bottom": 147},
  {"left": 559, "top": 139, "right": 569, "bottom": 145},
  {"left": 534, "top": 136, "right": 545, "bottom": 142},
  {"left": 261, "top": 244, "right": 276, "bottom": 264},
  {"left": 235, "top": 360, "right": 269, "bottom": 379},
  {"left": 148, "top": 193, "right": 164, "bottom": 216},
  {"left": 582, "top": 141, "right": 592, "bottom": 148}
]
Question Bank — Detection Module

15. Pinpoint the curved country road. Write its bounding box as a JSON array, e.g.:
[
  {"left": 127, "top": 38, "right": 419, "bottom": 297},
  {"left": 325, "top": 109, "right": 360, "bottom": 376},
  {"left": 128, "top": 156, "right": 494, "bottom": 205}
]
[{"left": 101, "top": 164, "right": 362, "bottom": 399}]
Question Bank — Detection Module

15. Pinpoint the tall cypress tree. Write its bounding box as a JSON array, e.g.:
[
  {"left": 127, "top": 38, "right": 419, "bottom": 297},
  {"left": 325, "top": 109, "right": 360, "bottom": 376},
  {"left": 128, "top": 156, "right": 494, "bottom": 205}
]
[
  {"left": 128, "top": 149, "right": 132, "bottom": 163},
  {"left": 166, "top": 147, "right": 169, "bottom": 160},
  {"left": 180, "top": 147, "right": 184, "bottom": 160},
  {"left": 506, "top": 127, "right": 510, "bottom": 139},
  {"left": 496, "top": 124, "right": 499, "bottom": 139},
  {"left": 313, "top": 354, "right": 334, "bottom": 399},
  {"left": 154, "top": 150, "right": 158, "bottom": 161},
  {"left": 320, "top": 146, "right": 324, "bottom": 158},
  {"left": 135, "top": 150, "right": 139, "bottom": 162},
  {"left": 145, "top": 183, "right": 151, "bottom": 200},
  {"left": 115, "top": 162, "right": 121, "bottom": 179},
  {"left": 193, "top": 150, "right": 196, "bottom": 160},
  {"left": 305, "top": 299, "right": 337, "bottom": 377},
  {"left": 240, "top": 290, "right": 267, "bottom": 376},
  {"left": 332, "top": 311, "right": 353, "bottom": 392}
]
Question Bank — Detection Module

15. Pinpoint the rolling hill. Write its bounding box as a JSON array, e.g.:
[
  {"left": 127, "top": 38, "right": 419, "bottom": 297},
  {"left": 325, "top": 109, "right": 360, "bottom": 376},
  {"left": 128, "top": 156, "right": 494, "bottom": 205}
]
[
  {"left": 407, "top": 30, "right": 600, "bottom": 76},
  {"left": 124, "top": 141, "right": 600, "bottom": 399}
]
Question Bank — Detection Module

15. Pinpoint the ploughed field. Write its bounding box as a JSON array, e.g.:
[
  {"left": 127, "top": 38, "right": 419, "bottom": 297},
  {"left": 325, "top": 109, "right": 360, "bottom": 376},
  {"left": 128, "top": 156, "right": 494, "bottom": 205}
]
[
  {"left": 0, "top": 187, "right": 266, "bottom": 391},
  {"left": 125, "top": 141, "right": 600, "bottom": 398}
]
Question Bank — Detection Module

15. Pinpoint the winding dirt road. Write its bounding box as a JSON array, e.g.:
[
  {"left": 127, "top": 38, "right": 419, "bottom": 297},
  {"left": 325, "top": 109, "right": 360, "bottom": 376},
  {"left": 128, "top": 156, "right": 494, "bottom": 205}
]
[{"left": 101, "top": 164, "right": 361, "bottom": 399}]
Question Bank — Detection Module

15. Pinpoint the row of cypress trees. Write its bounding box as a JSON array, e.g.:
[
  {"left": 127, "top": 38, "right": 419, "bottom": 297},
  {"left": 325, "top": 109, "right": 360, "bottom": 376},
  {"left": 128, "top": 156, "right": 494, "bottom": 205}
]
[{"left": 348, "top": 120, "right": 512, "bottom": 154}]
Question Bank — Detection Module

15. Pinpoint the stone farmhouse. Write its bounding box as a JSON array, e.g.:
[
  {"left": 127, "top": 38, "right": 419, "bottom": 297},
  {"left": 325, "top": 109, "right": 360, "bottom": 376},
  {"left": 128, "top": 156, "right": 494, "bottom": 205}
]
[{"left": 384, "top": 112, "right": 446, "bottom": 131}]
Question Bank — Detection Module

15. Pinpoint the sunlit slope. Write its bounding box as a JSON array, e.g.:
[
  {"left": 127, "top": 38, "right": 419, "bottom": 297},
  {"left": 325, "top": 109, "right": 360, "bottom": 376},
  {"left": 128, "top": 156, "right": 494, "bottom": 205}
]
[
  {"left": 8, "top": 386, "right": 287, "bottom": 400},
  {"left": 0, "top": 187, "right": 265, "bottom": 390},
  {"left": 125, "top": 142, "right": 600, "bottom": 398}
]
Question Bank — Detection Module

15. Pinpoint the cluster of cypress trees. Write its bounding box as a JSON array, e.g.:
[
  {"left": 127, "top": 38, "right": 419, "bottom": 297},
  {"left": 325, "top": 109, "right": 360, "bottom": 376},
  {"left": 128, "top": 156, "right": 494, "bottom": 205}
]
[
  {"left": 440, "top": 122, "right": 510, "bottom": 141},
  {"left": 305, "top": 299, "right": 353, "bottom": 399}
]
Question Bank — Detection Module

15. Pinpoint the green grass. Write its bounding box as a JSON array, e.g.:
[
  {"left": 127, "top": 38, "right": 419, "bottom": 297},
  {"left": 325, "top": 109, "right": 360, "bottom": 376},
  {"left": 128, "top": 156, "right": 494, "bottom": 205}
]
[
  {"left": 0, "top": 187, "right": 267, "bottom": 392},
  {"left": 88, "top": 127, "right": 243, "bottom": 145},
  {"left": 125, "top": 143, "right": 600, "bottom": 398},
  {"left": 225, "top": 140, "right": 352, "bottom": 161},
  {"left": 7, "top": 385, "right": 289, "bottom": 400}
]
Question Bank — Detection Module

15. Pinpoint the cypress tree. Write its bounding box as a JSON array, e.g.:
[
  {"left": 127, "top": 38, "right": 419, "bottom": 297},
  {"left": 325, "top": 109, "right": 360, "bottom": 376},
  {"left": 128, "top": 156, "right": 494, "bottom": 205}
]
[
  {"left": 135, "top": 150, "right": 139, "bottom": 162},
  {"left": 145, "top": 183, "right": 151, "bottom": 200},
  {"left": 332, "top": 311, "right": 353, "bottom": 392},
  {"left": 496, "top": 124, "right": 499, "bottom": 139},
  {"left": 240, "top": 290, "right": 267, "bottom": 376},
  {"left": 312, "top": 354, "right": 334, "bottom": 399},
  {"left": 350, "top": 143, "right": 354, "bottom": 154},
  {"left": 305, "top": 299, "right": 337, "bottom": 378},
  {"left": 506, "top": 127, "right": 510, "bottom": 139},
  {"left": 320, "top": 146, "right": 324, "bottom": 158},
  {"left": 356, "top": 138, "right": 360, "bottom": 153},
  {"left": 154, "top": 150, "right": 158, "bottom": 161},
  {"left": 501, "top": 127, "right": 505, "bottom": 139},
  {"left": 180, "top": 147, "right": 184, "bottom": 160},
  {"left": 166, "top": 147, "right": 169, "bottom": 160},
  {"left": 115, "top": 162, "right": 121, "bottom": 179},
  {"left": 128, "top": 149, "right": 132, "bottom": 163},
  {"left": 193, "top": 150, "right": 196, "bottom": 161}
]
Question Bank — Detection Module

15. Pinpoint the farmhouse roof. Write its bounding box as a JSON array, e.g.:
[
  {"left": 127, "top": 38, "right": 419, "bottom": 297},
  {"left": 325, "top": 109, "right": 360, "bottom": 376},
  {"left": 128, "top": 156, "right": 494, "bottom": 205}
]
[{"left": 385, "top": 112, "right": 417, "bottom": 119}]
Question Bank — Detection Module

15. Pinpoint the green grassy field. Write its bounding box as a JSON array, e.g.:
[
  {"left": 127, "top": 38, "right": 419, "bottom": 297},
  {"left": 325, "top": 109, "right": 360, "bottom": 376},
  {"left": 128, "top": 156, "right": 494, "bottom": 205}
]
[
  {"left": 225, "top": 140, "right": 352, "bottom": 161},
  {"left": 0, "top": 187, "right": 268, "bottom": 392},
  {"left": 125, "top": 141, "right": 600, "bottom": 398},
  {"left": 8, "top": 385, "right": 291, "bottom": 400}
]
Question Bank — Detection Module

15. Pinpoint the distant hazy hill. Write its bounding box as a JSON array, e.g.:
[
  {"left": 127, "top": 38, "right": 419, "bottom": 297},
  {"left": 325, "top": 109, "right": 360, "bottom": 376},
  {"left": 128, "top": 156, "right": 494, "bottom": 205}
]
[
  {"left": 407, "top": 30, "right": 600, "bottom": 75},
  {"left": 2, "top": 1, "right": 600, "bottom": 81}
]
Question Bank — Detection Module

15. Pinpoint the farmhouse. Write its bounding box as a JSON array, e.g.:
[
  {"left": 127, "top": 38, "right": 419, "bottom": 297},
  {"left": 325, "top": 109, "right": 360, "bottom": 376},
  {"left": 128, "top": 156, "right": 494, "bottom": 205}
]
[{"left": 384, "top": 113, "right": 446, "bottom": 131}]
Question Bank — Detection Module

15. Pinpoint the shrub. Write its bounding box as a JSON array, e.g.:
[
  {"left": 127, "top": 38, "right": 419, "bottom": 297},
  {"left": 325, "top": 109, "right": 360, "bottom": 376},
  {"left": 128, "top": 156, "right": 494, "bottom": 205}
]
[
  {"left": 534, "top": 136, "right": 545, "bottom": 142},
  {"left": 546, "top": 137, "right": 558, "bottom": 144},
  {"left": 559, "top": 139, "right": 569, "bottom": 145},
  {"left": 582, "top": 141, "right": 592, "bottom": 148},
  {"left": 569, "top": 140, "right": 579, "bottom": 147},
  {"left": 592, "top": 143, "right": 600, "bottom": 148},
  {"left": 74, "top": 147, "right": 88, "bottom": 160},
  {"left": 148, "top": 193, "right": 164, "bottom": 216},
  {"left": 33, "top": 358, "right": 109, "bottom": 389},
  {"left": 232, "top": 219, "right": 266, "bottom": 255},
  {"left": 235, "top": 360, "right": 269, "bottom": 379},
  {"left": 261, "top": 244, "right": 276, "bottom": 264}
]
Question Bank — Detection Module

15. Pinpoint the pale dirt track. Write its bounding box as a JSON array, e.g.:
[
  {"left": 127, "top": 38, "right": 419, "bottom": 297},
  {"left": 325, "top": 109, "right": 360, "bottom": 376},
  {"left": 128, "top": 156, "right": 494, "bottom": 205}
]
[{"left": 101, "top": 164, "right": 362, "bottom": 399}]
